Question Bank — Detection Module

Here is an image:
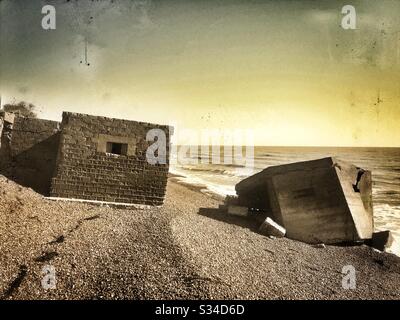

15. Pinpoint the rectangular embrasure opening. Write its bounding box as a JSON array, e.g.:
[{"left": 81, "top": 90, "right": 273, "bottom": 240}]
[{"left": 106, "top": 142, "right": 128, "bottom": 155}]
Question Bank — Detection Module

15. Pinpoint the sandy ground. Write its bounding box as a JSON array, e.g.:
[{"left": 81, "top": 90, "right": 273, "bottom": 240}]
[{"left": 0, "top": 174, "right": 400, "bottom": 300}]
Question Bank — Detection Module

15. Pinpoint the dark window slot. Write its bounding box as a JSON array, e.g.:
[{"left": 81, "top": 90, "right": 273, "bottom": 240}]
[{"left": 106, "top": 142, "right": 128, "bottom": 156}]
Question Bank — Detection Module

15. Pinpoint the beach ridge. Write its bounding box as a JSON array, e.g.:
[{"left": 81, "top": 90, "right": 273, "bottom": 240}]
[{"left": 0, "top": 175, "right": 399, "bottom": 299}]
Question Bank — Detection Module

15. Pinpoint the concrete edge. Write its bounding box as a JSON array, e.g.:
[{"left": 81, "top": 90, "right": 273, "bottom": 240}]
[{"left": 45, "top": 196, "right": 160, "bottom": 210}]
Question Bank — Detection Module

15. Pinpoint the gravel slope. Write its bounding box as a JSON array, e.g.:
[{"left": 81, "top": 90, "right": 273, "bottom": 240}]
[{"left": 0, "top": 175, "right": 399, "bottom": 300}]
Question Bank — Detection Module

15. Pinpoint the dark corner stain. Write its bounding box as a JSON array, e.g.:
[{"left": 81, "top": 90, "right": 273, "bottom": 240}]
[
  {"left": 34, "top": 251, "right": 59, "bottom": 263},
  {"left": 2, "top": 265, "right": 28, "bottom": 299},
  {"left": 48, "top": 235, "right": 65, "bottom": 245}
]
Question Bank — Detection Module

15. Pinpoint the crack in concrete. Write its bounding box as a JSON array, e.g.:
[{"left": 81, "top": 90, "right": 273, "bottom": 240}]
[{"left": 352, "top": 168, "right": 366, "bottom": 193}]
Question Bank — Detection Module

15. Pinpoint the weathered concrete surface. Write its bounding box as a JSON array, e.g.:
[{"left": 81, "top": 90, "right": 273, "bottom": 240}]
[
  {"left": 334, "top": 161, "right": 373, "bottom": 240},
  {"left": 227, "top": 205, "right": 248, "bottom": 217},
  {"left": 236, "top": 157, "right": 374, "bottom": 244},
  {"left": 259, "top": 217, "right": 286, "bottom": 238}
]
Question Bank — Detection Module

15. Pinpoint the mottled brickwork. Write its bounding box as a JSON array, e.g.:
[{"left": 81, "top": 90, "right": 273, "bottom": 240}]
[
  {"left": 0, "top": 112, "right": 13, "bottom": 175},
  {"left": 0, "top": 111, "right": 172, "bottom": 205},
  {"left": 0, "top": 114, "right": 61, "bottom": 195},
  {"left": 50, "top": 112, "right": 172, "bottom": 205},
  {"left": 10, "top": 117, "right": 60, "bottom": 156}
]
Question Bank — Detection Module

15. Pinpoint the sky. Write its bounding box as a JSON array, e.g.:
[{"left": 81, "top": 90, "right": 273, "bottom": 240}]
[{"left": 1, "top": 0, "right": 399, "bottom": 147}]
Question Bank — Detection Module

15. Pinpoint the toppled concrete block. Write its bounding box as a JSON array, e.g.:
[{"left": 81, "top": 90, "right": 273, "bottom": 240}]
[
  {"left": 227, "top": 205, "right": 248, "bottom": 217},
  {"left": 372, "top": 231, "right": 394, "bottom": 252},
  {"left": 259, "top": 217, "right": 286, "bottom": 238},
  {"left": 235, "top": 157, "right": 374, "bottom": 244}
]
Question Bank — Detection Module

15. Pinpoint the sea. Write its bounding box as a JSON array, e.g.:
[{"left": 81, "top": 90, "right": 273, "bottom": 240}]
[{"left": 170, "top": 146, "right": 400, "bottom": 255}]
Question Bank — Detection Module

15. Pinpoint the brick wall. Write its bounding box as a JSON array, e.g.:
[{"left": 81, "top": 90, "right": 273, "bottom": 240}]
[
  {"left": 9, "top": 117, "right": 60, "bottom": 156},
  {"left": 50, "top": 112, "right": 172, "bottom": 205},
  {"left": 0, "top": 112, "right": 13, "bottom": 175},
  {"left": 0, "top": 115, "right": 61, "bottom": 195}
]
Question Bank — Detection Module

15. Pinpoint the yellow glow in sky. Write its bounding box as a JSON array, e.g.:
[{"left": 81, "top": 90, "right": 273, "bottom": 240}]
[{"left": 1, "top": 0, "right": 399, "bottom": 146}]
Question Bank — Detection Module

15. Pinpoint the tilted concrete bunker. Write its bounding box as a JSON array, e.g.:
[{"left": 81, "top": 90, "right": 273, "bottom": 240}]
[
  {"left": 235, "top": 157, "right": 374, "bottom": 244},
  {"left": 0, "top": 111, "right": 173, "bottom": 206}
]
